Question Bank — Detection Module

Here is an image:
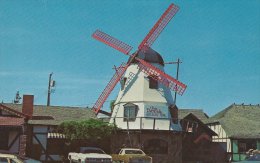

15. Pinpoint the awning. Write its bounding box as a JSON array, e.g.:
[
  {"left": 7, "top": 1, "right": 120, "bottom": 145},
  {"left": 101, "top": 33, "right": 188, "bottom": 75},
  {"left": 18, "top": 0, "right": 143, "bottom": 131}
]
[{"left": 47, "top": 132, "right": 66, "bottom": 139}]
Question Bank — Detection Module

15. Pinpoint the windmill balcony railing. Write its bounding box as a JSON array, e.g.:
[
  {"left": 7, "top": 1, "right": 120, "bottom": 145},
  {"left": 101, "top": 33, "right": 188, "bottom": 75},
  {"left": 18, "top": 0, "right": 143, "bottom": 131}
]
[{"left": 99, "top": 117, "right": 198, "bottom": 132}]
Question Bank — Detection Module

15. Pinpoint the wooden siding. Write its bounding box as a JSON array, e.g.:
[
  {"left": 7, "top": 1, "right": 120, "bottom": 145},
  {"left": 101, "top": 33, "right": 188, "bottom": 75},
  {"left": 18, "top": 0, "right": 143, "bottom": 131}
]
[
  {"left": 8, "top": 131, "right": 20, "bottom": 153},
  {"left": 208, "top": 123, "right": 231, "bottom": 153}
]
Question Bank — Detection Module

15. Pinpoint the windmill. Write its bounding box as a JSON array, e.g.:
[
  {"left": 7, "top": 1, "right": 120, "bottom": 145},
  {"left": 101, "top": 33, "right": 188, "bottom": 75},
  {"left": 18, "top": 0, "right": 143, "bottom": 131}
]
[{"left": 92, "top": 3, "right": 187, "bottom": 129}]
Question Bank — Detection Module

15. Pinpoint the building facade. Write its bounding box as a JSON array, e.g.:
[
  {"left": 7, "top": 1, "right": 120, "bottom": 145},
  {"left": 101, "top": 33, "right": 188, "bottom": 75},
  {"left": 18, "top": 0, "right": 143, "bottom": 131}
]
[
  {"left": 0, "top": 96, "right": 96, "bottom": 163},
  {"left": 207, "top": 104, "right": 260, "bottom": 161}
]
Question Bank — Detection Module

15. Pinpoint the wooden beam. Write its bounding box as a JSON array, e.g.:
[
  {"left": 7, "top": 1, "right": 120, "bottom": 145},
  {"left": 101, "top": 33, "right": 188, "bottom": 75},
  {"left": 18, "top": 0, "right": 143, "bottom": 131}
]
[
  {"left": 8, "top": 132, "right": 20, "bottom": 150},
  {"left": 33, "top": 134, "right": 53, "bottom": 161}
]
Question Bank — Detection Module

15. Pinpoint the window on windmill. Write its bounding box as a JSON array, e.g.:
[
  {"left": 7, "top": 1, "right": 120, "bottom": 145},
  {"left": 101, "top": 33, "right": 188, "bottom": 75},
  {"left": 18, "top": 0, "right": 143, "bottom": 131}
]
[
  {"left": 124, "top": 104, "right": 138, "bottom": 121},
  {"left": 148, "top": 75, "right": 158, "bottom": 89},
  {"left": 120, "top": 77, "right": 127, "bottom": 90}
]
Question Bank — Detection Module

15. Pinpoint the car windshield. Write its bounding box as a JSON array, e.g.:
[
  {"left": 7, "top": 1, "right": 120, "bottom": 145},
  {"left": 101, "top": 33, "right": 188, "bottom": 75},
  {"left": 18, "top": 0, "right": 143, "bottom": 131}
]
[
  {"left": 83, "top": 149, "right": 105, "bottom": 154},
  {"left": 246, "top": 154, "right": 260, "bottom": 161},
  {"left": 17, "top": 156, "right": 41, "bottom": 163},
  {"left": 125, "top": 150, "right": 144, "bottom": 154},
  {"left": 12, "top": 158, "right": 23, "bottom": 162}
]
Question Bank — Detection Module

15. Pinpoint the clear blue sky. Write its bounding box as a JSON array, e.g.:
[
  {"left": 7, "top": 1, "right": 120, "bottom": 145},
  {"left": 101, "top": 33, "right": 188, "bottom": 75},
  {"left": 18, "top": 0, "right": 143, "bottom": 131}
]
[{"left": 0, "top": 0, "right": 259, "bottom": 116}]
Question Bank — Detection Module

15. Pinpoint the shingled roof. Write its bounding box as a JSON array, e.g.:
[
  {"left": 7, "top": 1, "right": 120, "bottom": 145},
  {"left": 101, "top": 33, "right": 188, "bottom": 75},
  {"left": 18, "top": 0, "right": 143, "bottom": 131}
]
[
  {"left": 0, "top": 117, "right": 24, "bottom": 127},
  {"left": 2, "top": 103, "right": 96, "bottom": 126},
  {"left": 178, "top": 109, "right": 209, "bottom": 123},
  {"left": 1, "top": 103, "right": 210, "bottom": 126},
  {"left": 206, "top": 104, "right": 260, "bottom": 139}
]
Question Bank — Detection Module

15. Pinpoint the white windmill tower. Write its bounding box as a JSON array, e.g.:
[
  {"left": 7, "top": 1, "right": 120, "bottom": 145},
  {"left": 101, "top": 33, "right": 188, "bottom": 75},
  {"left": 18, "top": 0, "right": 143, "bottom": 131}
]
[{"left": 92, "top": 3, "right": 187, "bottom": 131}]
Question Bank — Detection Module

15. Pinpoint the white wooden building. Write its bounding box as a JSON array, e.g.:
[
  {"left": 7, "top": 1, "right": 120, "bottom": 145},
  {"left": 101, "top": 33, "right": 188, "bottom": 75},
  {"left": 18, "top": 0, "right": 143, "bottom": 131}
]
[
  {"left": 206, "top": 104, "right": 260, "bottom": 161},
  {"left": 110, "top": 48, "right": 182, "bottom": 131}
]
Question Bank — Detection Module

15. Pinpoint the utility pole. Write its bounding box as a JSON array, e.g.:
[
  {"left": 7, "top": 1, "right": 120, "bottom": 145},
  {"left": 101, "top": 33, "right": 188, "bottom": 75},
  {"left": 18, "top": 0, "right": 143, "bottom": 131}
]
[
  {"left": 173, "top": 58, "right": 181, "bottom": 105},
  {"left": 47, "top": 72, "right": 54, "bottom": 106},
  {"left": 164, "top": 59, "right": 182, "bottom": 104}
]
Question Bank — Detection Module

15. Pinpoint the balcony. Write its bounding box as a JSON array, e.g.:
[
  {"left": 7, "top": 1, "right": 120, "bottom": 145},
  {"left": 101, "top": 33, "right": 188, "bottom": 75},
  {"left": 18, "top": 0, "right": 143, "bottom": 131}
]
[{"left": 99, "top": 117, "right": 198, "bottom": 132}]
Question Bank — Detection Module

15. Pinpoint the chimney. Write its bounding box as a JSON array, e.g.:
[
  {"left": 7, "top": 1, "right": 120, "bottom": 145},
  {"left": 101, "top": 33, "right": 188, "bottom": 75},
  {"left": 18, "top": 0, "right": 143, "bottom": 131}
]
[{"left": 22, "top": 95, "right": 34, "bottom": 118}]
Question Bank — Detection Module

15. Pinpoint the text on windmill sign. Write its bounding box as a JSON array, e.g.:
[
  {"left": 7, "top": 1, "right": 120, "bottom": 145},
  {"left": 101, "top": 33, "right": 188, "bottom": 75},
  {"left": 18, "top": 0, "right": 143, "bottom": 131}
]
[{"left": 145, "top": 105, "right": 168, "bottom": 118}]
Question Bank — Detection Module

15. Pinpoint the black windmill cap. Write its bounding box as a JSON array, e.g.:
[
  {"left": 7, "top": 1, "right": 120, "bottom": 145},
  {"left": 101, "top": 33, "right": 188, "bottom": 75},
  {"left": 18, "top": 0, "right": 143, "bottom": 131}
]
[{"left": 128, "top": 47, "right": 164, "bottom": 66}]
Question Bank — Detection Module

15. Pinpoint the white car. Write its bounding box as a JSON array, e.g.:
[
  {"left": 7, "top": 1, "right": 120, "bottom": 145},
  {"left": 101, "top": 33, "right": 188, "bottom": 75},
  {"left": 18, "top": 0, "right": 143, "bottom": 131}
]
[
  {"left": 0, "top": 153, "right": 41, "bottom": 163},
  {"left": 68, "top": 147, "right": 112, "bottom": 163}
]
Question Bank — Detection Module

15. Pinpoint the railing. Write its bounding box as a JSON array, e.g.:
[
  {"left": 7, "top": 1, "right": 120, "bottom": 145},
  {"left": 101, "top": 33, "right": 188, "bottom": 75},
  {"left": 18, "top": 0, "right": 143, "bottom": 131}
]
[{"left": 99, "top": 117, "right": 198, "bottom": 132}]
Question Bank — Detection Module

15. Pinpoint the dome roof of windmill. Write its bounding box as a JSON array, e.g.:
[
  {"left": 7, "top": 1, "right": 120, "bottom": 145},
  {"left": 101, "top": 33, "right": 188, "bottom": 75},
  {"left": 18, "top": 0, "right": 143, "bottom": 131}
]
[{"left": 129, "top": 47, "right": 164, "bottom": 66}]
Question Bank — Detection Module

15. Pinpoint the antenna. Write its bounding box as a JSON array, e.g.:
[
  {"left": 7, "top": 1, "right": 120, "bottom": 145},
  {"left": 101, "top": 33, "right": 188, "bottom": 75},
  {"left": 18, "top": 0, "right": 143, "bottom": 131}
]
[
  {"left": 47, "top": 72, "right": 56, "bottom": 106},
  {"left": 14, "top": 91, "right": 22, "bottom": 104},
  {"left": 174, "top": 58, "right": 181, "bottom": 105}
]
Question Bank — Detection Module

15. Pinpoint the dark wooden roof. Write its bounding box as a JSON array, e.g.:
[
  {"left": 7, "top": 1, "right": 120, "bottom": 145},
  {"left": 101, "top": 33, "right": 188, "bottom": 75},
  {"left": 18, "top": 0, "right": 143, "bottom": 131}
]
[
  {"left": 183, "top": 113, "right": 217, "bottom": 136},
  {"left": 129, "top": 47, "right": 165, "bottom": 66},
  {"left": 179, "top": 109, "right": 209, "bottom": 123}
]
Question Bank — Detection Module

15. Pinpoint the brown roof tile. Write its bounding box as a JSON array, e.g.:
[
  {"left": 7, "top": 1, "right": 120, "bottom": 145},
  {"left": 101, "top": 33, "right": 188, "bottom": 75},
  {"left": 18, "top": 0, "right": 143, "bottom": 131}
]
[{"left": 0, "top": 117, "right": 24, "bottom": 126}]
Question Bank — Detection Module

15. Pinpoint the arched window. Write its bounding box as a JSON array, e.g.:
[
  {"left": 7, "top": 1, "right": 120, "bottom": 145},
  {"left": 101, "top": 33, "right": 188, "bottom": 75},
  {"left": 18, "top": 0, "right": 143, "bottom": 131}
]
[
  {"left": 123, "top": 103, "right": 138, "bottom": 121},
  {"left": 144, "top": 139, "right": 168, "bottom": 154}
]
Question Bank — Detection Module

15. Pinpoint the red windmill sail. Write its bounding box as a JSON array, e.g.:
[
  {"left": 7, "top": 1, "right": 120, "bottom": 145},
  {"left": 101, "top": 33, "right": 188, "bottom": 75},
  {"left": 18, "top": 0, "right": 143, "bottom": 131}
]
[
  {"left": 92, "top": 30, "right": 133, "bottom": 55},
  {"left": 138, "top": 4, "right": 179, "bottom": 50},
  {"left": 91, "top": 3, "right": 186, "bottom": 114},
  {"left": 93, "top": 63, "right": 128, "bottom": 113},
  {"left": 135, "top": 57, "right": 186, "bottom": 95}
]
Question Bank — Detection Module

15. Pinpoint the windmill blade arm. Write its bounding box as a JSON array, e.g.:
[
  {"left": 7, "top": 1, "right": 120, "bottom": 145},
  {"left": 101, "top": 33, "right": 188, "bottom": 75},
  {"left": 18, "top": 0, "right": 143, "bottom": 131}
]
[
  {"left": 136, "top": 58, "right": 187, "bottom": 95},
  {"left": 93, "top": 63, "right": 129, "bottom": 114},
  {"left": 92, "top": 30, "right": 133, "bottom": 55},
  {"left": 138, "top": 3, "right": 179, "bottom": 50}
]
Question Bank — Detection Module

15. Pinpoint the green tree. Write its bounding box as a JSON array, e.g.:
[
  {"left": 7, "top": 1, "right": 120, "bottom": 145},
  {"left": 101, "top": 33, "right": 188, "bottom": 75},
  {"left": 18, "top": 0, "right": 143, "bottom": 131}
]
[{"left": 57, "top": 118, "right": 117, "bottom": 141}]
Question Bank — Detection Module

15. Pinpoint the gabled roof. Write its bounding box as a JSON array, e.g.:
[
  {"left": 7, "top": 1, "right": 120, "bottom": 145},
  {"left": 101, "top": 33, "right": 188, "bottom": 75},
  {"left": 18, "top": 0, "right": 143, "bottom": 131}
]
[
  {"left": 183, "top": 113, "right": 217, "bottom": 136},
  {"left": 1, "top": 103, "right": 96, "bottom": 126},
  {"left": 178, "top": 109, "right": 209, "bottom": 123},
  {"left": 0, "top": 104, "right": 28, "bottom": 118},
  {"left": 206, "top": 104, "right": 260, "bottom": 139}
]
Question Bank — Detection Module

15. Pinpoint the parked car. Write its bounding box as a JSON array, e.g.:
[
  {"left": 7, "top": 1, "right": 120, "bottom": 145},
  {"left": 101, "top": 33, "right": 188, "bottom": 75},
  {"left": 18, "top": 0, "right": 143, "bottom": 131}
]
[
  {"left": 68, "top": 147, "right": 112, "bottom": 163},
  {"left": 111, "top": 148, "right": 152, "bottom": 163},
  {"left": 21, "top": 157, "right": 42, "bottom": 163},
  {"left": 233, "top": 154, "right": 260, "bottom": 163},
  {"left": 0, "top": 153, "right": 41, "bottom": 163}
]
